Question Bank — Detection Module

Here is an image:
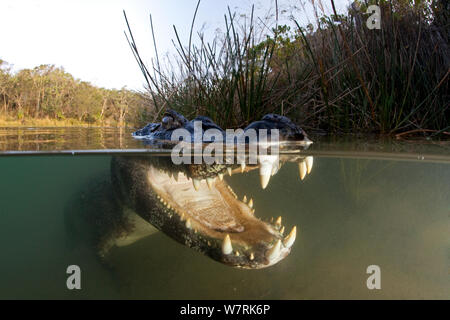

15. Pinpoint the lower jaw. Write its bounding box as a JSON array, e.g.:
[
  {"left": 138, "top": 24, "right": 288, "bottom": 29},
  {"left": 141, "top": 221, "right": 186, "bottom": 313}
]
[
  {"left": 147, "top": 175, "right": 295, "bottom": 269},
  {"left": 112, "top": 157, "right": 297, "bottom": 269}
]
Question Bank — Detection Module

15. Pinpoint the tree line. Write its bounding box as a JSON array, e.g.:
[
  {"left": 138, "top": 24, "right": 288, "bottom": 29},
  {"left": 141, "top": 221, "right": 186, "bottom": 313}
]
[{"left": 0, "top": 60, "right": 150, "bottom": 127}]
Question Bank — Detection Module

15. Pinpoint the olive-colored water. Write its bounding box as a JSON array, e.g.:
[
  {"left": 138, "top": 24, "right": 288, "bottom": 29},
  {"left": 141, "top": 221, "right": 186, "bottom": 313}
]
[{"left": 0, "top": 128, "right": 449, "bottom": 299}]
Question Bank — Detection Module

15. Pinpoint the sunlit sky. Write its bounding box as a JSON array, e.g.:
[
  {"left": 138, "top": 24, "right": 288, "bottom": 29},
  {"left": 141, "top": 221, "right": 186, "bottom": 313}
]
[{"left": 0, "top": 0, "right": 350, "bottom": 91}]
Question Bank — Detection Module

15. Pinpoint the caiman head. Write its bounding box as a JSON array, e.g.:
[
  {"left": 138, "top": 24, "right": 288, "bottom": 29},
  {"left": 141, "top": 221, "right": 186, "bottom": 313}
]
[
  {"left": 132, "top": 109, "right": 312, "bottom": 146},
  {"left": 111, "top": 154, "right": 313, "bottom": 269},
  {"left": 119, "top": 110, "right": 312, "bottom": 268}
]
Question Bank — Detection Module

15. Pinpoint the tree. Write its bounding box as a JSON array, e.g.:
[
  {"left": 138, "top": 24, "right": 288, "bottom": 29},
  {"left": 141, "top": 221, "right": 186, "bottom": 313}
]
[{"left": 0, "top": 60, "right": 12, "bottom": 114}]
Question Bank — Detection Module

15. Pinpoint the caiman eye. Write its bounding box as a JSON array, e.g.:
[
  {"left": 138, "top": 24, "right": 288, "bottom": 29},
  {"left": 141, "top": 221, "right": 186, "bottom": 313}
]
[{"left": 162, "top": 116, "right": 173, "bottom": 127}]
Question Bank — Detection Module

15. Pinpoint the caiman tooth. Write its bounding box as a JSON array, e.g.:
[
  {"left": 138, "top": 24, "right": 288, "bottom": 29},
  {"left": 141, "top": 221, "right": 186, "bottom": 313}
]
[
  {"left": 206, "top": 177, "right": 215, "bottom": 189},
  {"left": 266, "top": 239, "right": 282, "bottom": 261},
  {"left": 276, "top": 216, "right": 282, "bottom": 226},
  {"left": 193, "top": 179, "right": 201, "bottom": 191},
  {"left": 235, "top": 251, "right": 240, "bottom": 257},
  {"left": 260, "top": 173, "right": 271, "bottom": 190},
  {"left": 174, "top": 172, "right": 179, "bottom": 182},
  {"left": 222, "top": 234, "right": 233, "bottom": 255},
  {"left": 305, "top": 156, "right": 313, "bottom": 174},
  {"left": 240, "top": 162, "right": 246, "bottom": 173},
  {"left": 243, "top": 195, "right": 248, "bottom": 203},
  {"left": 259, "top": 162, "right": 272, "bottom": 190},
  {"left": 280, "top": 226, "right": 285, "bottom": 235},
  {"left": 283, "top": 226, "right": 296, "bottom": 249},
  {"left": 251, "top": 209, "right": 255, "bottom": 215},
  {"left": 185, "top": 218, "right": 192, "bottom": 229},
  {"left": 180, "top": 213, "right": 185, "bottom": 221},
  {"left": 298, "top": 161, "right": 307, "bottom": 180},
  {"left": 227, "top": 167, "right": 232, "bottom": 176},
  {"left": 249, "top": 253, "right": 254, "bottom": 261},
  {"left": 248, "top": 198, "right": 253, "bottom": 209},
  {"left": 218, "top": 173, "right": 224, "bottom": 181}
]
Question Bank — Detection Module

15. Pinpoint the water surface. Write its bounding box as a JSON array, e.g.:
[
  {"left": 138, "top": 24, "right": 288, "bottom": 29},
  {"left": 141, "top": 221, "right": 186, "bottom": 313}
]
[{"left": 0, "top": 127, "right": 448, "bottom": 299}]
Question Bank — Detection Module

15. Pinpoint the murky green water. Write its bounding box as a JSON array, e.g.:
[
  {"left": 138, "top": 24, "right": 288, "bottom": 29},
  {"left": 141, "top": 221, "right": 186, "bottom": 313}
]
[{"left": 0, "top": 128, "right": 449, "bottom": 299}]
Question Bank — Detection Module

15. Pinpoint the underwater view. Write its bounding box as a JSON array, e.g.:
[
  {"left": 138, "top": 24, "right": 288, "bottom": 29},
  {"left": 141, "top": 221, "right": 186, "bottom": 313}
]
[
  {"left": 0, "top": 128, "right": 448, "bottom": 299},
  {"left": 0, "top": 0, "right": 449, "bottom": 305}
]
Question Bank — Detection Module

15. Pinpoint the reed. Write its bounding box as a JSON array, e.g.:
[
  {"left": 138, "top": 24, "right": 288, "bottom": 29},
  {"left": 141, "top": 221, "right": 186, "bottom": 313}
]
[{"left": 125, "top": 0, "right": 449, "bottom": 134}]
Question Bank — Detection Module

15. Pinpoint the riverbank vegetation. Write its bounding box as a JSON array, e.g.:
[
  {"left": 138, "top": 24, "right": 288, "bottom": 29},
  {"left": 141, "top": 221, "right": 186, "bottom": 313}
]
[
  {"left": 0, "top": 61, "right": 151, "bottom": 127},
  {"left": 1, "top": 0, "right": 448, "bottom": 135},
  {"left": 127, "top": 0, "right": 448, "bottom": 135}
]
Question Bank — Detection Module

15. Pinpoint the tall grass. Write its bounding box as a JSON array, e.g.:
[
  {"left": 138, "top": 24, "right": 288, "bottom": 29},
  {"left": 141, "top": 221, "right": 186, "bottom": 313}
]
[{"left": 125, "top": 0, "right": 449, "bottom": 134}]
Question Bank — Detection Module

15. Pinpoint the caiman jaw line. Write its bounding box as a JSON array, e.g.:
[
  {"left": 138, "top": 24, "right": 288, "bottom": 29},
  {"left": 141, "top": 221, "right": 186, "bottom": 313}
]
[{"left": 146, "top": 164, "right": 297, "bottom": 269}]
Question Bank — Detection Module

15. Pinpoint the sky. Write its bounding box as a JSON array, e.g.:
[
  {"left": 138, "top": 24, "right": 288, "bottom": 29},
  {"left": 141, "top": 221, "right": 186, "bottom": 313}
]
[{"left": 0, "top": 0, "right": 350, "bottom": 91}]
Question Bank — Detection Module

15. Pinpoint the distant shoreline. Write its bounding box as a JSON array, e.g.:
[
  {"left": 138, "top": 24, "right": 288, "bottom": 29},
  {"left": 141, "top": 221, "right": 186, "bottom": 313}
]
[{"left": 0, "top": 116, "right": 134, "bottom": 128}]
